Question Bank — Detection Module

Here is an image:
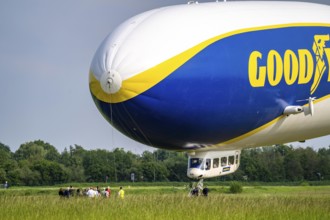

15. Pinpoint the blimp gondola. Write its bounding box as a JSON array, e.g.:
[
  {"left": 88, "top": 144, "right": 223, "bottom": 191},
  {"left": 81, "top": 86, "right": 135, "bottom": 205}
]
[{"left": 89, "top": 1, "right": 330, "bottom": 180}]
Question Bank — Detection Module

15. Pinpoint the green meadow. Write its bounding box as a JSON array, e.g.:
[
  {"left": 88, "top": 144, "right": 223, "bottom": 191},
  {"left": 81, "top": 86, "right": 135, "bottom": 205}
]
[{"left": 1, "top": 184, "right": 330, "bottom": 220}]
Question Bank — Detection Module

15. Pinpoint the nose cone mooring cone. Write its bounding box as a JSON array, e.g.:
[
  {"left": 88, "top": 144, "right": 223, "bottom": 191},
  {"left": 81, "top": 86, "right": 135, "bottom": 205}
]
[{"left": 100, "top": 70, "right": 122, "bottom": 94}]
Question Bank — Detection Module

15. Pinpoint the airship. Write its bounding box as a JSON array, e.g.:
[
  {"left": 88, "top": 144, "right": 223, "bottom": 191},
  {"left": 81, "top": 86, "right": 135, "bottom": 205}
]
[{"left": 89, "top": 1, "right": 330, "bottom": 180}]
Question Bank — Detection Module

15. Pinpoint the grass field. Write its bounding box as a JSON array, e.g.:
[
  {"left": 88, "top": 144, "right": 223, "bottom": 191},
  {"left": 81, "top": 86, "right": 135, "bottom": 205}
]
[{"left": 1, "top": 184, "right": 330, "bottom": 220}]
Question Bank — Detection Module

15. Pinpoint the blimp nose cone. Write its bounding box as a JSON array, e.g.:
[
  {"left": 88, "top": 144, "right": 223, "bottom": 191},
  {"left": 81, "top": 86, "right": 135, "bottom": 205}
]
[{"left": 100, "top": 70, "right": 122, "bottom": 94}]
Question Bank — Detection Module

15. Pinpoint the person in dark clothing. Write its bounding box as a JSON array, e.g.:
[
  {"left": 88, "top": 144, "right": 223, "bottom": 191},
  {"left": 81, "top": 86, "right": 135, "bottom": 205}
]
[
  {"left": 63, "top": 188, "right": 70, "bottom": 198},
  {"left": 58, "top": 188, "right": 65, "bottom": 197}
]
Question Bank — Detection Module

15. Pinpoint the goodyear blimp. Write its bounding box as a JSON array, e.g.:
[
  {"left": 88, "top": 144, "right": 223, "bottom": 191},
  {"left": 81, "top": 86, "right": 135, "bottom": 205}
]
[{"left": 89, "top": 1, "right": 330, "bottom": 180}]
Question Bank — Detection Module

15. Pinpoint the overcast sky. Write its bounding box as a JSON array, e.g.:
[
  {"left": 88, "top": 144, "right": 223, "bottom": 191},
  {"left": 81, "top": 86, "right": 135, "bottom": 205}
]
[{"left": 1, "top": 0, "right": 330, "bottom": 154}]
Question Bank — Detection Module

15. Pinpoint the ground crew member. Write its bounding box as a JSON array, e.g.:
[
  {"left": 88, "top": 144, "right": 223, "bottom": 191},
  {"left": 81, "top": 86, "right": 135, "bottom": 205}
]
[{"left": 118, "top": 186, "right": 125, "bottom": 199}]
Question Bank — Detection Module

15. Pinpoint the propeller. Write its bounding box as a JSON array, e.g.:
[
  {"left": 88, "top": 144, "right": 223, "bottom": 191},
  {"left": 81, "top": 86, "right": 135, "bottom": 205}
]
[{"left": 297, "top": 97, "right": 316, "bottom": 116}]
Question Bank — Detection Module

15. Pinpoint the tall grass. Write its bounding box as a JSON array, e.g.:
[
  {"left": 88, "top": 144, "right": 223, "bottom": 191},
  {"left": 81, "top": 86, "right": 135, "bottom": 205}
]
[{"left": 1, "top": 186, "right": 330, "bottom": 220}]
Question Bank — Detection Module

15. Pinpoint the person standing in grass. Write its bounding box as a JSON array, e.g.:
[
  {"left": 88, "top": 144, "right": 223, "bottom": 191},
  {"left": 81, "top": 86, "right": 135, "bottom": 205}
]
[
  {"left": 118, "top": 186, "right": 125, "bottom": 199},
  {"left": 58, "top": 188, "right": 64, "bottom": 197},
  {"left": 106, "top": 186, "right": 111, "bottom": 198},
  {"left": 87, "top": 187, "right": 98, "bottom": 198}
]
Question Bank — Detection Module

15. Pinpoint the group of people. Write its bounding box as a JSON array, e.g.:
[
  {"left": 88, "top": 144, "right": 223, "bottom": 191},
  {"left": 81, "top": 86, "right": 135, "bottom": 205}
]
[{"left": 59, "top": 185, "right": 125, "bottom": 199}]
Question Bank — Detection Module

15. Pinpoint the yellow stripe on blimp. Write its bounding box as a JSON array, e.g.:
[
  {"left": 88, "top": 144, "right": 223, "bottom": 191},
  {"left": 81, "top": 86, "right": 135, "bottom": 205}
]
[
  {"left": 89, "top": 23, "right": 330, "bottom": 104},
  {"left": 217, "top": 94, "right": 330, "bottom": 147},
  {"left": 89, "top": 36, "right": 218, "bottom": 104}
]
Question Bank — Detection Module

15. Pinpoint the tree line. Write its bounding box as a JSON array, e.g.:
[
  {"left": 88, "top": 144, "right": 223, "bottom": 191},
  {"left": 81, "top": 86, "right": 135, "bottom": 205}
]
[{"left": 0, "top": 140, "right": 330, "bottom": 186}]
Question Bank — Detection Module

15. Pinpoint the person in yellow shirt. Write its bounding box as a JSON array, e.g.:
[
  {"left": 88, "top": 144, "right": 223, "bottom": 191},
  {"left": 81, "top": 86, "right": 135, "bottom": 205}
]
[{"left": 118, "top": 186, "right": 125, "bottom": 199}]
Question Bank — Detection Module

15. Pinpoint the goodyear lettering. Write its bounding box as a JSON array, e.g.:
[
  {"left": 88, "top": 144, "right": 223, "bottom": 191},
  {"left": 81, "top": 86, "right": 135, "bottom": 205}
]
[{"left": 248, "top": 34, "right": 330, "bottom": 94}]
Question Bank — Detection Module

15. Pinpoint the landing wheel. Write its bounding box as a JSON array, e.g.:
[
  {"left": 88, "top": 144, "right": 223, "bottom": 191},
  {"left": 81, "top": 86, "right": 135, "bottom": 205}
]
[{"left": 188, "top": 179, "right": 204, "bottom": 197}]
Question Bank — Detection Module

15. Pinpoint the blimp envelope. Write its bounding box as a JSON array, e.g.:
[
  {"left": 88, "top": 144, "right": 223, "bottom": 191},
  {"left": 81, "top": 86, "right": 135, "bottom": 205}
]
[{"left": 89, "top": 1, "right": 330, "bottom": 152}]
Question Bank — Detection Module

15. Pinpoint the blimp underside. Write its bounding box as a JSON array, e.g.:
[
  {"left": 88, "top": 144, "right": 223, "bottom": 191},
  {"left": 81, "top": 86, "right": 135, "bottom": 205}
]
[{"left": 89, "top": 1, "right": 330, "bottom": 179}]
